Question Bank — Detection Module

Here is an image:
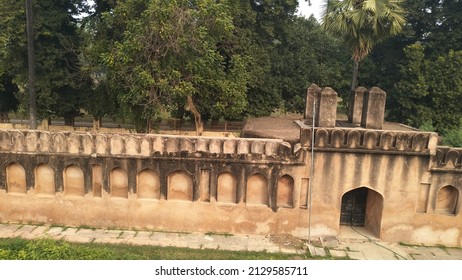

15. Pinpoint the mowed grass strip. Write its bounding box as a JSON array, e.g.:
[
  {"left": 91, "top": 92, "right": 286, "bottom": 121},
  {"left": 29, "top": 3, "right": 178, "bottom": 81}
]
[{"left": 0, "top": 238, "right": 309, "bottom": 260}]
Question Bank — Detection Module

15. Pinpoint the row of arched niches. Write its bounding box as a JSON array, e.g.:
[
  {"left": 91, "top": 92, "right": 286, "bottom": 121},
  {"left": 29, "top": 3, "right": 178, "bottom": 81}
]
[{"left": 5, "top": 162, "right": 298, "bottom": 210}]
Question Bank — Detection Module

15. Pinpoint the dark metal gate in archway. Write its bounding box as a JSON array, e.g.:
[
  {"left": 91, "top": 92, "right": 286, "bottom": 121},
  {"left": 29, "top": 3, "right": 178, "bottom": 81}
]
[{"left": 340, "top": 187, "right": 368, "bottom": 226}]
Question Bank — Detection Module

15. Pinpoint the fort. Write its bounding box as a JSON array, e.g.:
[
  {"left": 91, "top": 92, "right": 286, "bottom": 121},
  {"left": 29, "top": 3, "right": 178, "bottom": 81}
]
[{"left": 0, "top": 85, "right": 461, "bottom": 247}]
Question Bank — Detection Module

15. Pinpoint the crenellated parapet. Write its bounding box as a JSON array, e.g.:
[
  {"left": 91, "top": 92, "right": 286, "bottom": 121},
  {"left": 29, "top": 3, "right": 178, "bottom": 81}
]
[
  {"left": 433, "top": 147, "right": 462, "bottom": 170},
  {"left": 299, "top": 127, "right": 438, "bottom": 155},
  {"left": 0, "top": 130, "right": 297, "bottom": 162}
]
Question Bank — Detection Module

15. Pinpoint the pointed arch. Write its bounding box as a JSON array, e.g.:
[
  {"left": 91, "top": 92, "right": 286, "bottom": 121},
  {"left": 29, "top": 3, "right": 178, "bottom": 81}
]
[
  {"left": 340, "top": 186, "right": 383, "bottom": 238},
  {"left": 435, "top": 185, "right": 459, "bottom": 215}
]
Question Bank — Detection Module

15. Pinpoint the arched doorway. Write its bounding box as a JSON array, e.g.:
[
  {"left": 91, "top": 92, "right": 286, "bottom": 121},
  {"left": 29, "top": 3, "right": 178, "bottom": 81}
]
[
  {"left": 340, "top": 187, "right": 383, "bottom": 237},
  {"left": 341, "top": 187, "right": 368, "bottom": 226}
]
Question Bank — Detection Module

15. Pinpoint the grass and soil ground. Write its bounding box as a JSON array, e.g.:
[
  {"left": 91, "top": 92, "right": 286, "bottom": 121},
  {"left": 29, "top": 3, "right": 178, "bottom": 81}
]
[{"left": 0, "top": 237, "right": 310, "bottom": 260}]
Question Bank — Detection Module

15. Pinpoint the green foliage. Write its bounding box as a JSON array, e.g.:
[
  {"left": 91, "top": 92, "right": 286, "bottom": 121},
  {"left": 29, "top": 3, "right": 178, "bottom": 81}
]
[
  {"left": 0, "top": 74, "right": 19, "bottom": 115},
  {"left": 363, "top": 0, "right": 462, "bottom": 143},
  {"left": 0, "top": 237, "right": 304, "bottom": 260},
  {"left": 8, "top": 0, "right": 461, "bottom": 134},
  {"left": 418, "top": 120, "right": 435, "bottom": 132},
  {"left": 392, "top": 43, "right": 431, "bottom": 126},
  {"left": 0, "top": 238, "right": 116, "bottom": 260},
  {"left": 404, "top": 0, "right": 462, "bottom": 55},
  {"left": 273, "top": 17, "right": 350, "bottom": 112},
  {"left": 87, "top": 0, "right": 251, "bottom": 131},
  {"left": 441, "top": 124, "right": 462, "bottom": 147},
  {"left": 0, "top": 0, "right": 90, "bottom": 123},
  {"left": 322, "top": 0, "right": 406, "bottom": 62},
  {"left": 322, "top": 0, "right": 406, "bottom": 91},
  {"left": 392, "top": 45, "right": 462, "bottom": 134},
  {"left": 425, "top": 50, "right": 462, "bottom": 131}
]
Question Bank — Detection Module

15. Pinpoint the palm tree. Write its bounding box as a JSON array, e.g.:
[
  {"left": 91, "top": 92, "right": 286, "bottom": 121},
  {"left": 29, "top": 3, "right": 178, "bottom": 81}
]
[{"left": 321, "top": 0, "right": 406, "bottom": 91}]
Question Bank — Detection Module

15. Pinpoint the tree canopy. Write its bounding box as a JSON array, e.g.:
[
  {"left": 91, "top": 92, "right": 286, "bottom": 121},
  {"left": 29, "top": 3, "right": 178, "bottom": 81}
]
[
  {"left": 0, "top": 0, "right": 89, "bottom": 125},
  {"left": 322, "top": 0, "right": 406, "bottom": 91},
  {"left": 366, "top": 0, "right": 462, "bottom": 145},
  {"left": 0, "top": 0, "right": 460, "bottom": 145}
]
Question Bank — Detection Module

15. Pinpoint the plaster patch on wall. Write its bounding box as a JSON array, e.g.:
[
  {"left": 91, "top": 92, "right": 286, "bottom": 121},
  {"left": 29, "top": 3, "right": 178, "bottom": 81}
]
[
  {"left": 311, "top": 225, "right": 337, "bottom": 237},
  {"left": 386, "top": 224, "right": 413, "bottom": 235},
  {"left": 411, "top": 226, "right": 460, "bottom": 247},
  {"left": 292, "top": 225, "right": 336, "bottom": 239},
  {"left": 255, "top": 221, "right": 271, "bottom": 234}
]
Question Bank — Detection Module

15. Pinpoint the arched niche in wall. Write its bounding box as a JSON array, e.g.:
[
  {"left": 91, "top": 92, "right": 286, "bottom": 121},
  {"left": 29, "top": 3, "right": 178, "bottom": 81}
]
[
  {"left": 217, "top": 172, "right": 237, "bottom": 203},
  {"left": 6, "top": 163, "right": 27, "bottom": 194},
  {"left": 35, "top": 164, "right": 55, "bottom": 195},
  {"left": 92, "top": 164, "right": 103, "bottom": 197},
  {"left": 435, "top": 185, "right": 459, "bottom": 215},
  {"left": 63, "top": 165, "right": 85, "bottom": 197},
  {"left": 246, "top": 173, "right": 268, "bottom": 206},
  {"left": 137, "top": 169, "right": 160, "bottom": 199},
  {"left": 167, "top": 170, "right": 193, "bottom": 201},
  {"left": 110, "top": 167, "right": 128, "bottom": 198},
  {"left": 277, "top": 175, "right": 294, "bottom": 208}
]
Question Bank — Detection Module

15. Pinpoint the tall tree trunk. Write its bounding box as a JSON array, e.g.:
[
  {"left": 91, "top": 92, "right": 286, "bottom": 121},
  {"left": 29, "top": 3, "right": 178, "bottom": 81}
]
[
  {"left": 63, "top": 113, "right": 75, "bottom": 126},
  {"left": 186, "top": 95, "right": 204, "bottom": 136},
  {"left": 0, "top": 112, "right": 9, "bottom": 123},
  {"left": 93, "top": 116, "right": 102, "bottom": 131},
  {"left": 350, "top": 60, "right": 360, "bottom": 92},
  {"left": 146, "top": 119, "right": 152, "bottom": 134},
  {"left": 348, "top": 60, "right": 361, "bottom": 122},
  {"left": 26, "top": 0, "right": 37, "bottom": 129}
]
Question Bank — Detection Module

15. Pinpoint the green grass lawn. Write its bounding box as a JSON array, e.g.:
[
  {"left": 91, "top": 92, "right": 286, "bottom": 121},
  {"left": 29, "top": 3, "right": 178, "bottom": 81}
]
[{"left": 0, "top": 237, "right": 311, "bottom": 260}]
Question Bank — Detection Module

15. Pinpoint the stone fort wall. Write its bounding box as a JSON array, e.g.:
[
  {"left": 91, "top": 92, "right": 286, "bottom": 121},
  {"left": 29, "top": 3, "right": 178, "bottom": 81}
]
[
  {"left": 299, "top": 84, "right": 462, "bottom": 246},
  {"left": 0, "top": 129, "right": 312, "bottom": 237},
  {"left": 1, "top": 83, "right": 461, "bottom": 246},
  {"left": 0, "top": 121, "right": 461, "bottom": 246},
  {"left": 297, "top": 126, "right": 462, "bottom": 246}
]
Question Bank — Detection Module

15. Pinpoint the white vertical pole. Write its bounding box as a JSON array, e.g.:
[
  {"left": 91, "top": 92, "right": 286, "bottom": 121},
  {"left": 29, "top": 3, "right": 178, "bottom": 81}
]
[{"left": 308, "top": 98, "right": 316, "bottom": 243}]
